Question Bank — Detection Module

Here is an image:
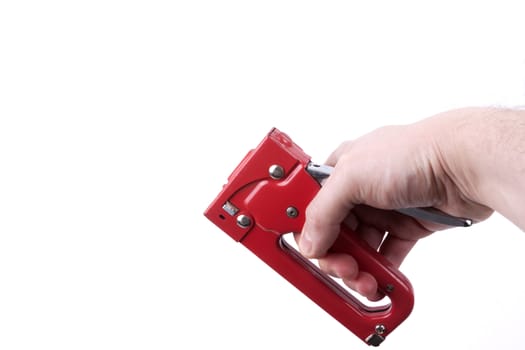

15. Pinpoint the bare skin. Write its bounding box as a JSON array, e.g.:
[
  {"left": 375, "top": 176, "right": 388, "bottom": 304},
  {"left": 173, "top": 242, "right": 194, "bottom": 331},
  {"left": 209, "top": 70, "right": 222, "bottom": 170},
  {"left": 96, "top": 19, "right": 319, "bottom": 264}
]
[{"left": 299, "top": 107, "right": 525, "bottom": 300}]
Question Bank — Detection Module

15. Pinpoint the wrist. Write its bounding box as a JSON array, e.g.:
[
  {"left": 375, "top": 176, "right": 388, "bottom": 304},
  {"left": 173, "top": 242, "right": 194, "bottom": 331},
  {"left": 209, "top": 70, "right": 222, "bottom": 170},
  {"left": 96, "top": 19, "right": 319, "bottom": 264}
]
[{"left": 435, "top": 107, "right": 525, "bottom": 228}]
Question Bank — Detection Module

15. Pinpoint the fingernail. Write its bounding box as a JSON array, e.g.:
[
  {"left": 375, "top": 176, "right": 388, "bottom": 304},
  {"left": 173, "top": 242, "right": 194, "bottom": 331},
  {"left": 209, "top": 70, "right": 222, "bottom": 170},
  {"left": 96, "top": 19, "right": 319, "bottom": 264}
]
[{"left": 299, "top": 232, "right": 313, "bottom": 256}]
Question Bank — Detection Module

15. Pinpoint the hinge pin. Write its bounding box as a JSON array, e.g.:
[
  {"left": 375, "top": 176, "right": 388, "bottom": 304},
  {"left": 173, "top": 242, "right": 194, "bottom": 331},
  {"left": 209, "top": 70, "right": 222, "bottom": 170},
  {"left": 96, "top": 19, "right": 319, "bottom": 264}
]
[
  {"left": 236, "top": 215, "right": 252, "bottom": 228},
  {"left": 269, "top": 164, "right": 285, "bottom": 179},
  {"left": 375, "top": 324, "right": 386, "bottom": 335}
]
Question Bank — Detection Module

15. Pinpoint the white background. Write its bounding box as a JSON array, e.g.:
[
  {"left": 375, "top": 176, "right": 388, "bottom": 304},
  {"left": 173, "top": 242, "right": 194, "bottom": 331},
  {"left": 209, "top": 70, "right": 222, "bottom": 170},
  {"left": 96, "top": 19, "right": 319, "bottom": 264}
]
[{"left": 1, "top": 1, "right": 525, "bottom": 349}]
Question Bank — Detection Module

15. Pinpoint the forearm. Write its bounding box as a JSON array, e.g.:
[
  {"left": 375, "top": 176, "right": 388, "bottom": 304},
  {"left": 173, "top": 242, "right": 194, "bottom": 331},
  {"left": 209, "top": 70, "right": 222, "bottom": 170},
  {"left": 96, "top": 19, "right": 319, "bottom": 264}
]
[{"left": 439, "top": 107, "right": 525, "bottom": 230}]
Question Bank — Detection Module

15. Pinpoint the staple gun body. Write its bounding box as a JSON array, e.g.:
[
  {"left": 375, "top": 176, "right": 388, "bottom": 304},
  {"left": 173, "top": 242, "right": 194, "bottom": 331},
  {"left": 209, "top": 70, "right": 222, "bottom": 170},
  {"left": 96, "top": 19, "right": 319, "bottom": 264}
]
[{"left": 204, "top": 128, "right": 414, "bottom": 346}]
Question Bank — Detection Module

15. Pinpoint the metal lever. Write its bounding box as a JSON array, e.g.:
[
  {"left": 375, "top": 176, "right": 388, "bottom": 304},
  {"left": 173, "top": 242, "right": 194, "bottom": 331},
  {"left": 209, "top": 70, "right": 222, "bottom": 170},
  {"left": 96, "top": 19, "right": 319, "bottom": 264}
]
[{"left": 306, "top": 162, "right": 472, "bottom": 228}]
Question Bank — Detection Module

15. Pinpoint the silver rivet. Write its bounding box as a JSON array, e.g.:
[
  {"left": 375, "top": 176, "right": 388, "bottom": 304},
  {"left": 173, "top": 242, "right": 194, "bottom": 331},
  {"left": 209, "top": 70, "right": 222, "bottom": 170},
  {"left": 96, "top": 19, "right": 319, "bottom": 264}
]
[
  {"left": 269, "top": 165, "right": 285, "bottom": 179},
  {"left": 375, "top": 324, "right": 386, "bottom": 335},
  {"left": 385, "top": 284, "right": 394, "bottom": 293},
  {"left": 236, "top": 215, "right": 252, "bottom": 228},
  {"left": 286, "top": 206, "right": 299, "bottom": 218}
]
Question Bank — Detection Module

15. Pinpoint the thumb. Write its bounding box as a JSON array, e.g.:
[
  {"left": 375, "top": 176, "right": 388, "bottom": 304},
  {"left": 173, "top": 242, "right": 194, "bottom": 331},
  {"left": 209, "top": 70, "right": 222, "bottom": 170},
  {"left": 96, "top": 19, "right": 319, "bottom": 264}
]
[{"left": 300, "top": 164, "right": 358, "bottom": 258}]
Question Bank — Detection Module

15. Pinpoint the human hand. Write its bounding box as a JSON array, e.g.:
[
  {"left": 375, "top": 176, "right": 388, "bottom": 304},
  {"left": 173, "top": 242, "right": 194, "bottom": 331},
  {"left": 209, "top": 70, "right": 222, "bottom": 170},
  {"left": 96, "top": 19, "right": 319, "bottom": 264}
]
[{"left": 299, "top": 110, "right": 495, "bottom": 300}]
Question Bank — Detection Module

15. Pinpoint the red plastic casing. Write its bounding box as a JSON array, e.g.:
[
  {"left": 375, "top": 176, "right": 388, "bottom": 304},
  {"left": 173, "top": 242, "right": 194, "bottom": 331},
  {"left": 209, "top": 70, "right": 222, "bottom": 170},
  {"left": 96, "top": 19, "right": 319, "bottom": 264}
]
[{"left": 204, "top": 128, "right": 414, "bottom": 346}]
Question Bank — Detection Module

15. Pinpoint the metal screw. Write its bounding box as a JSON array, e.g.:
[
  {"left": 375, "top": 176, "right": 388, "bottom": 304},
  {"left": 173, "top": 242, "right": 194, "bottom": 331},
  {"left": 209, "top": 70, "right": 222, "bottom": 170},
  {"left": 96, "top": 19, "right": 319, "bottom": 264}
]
[
  {"left": 385, "top": 284, "right": 394, "bottom": 293},
  {"left": 286, "top": 206, "right": 299, "bottom": 218},
  {"left": 375, "top": 324, "right": 386, "bottom": 335},
  {"left": 236, "top": 215, "right": 252, "bottom": 228},
  {"left": 269, "top": 164, "right": 285, "bottom": 179}
]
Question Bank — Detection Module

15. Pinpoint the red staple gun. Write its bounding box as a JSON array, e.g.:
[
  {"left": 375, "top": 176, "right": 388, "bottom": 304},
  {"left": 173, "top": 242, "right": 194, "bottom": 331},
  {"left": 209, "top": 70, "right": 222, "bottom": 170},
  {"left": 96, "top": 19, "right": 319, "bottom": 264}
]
[{"left": 204, "top": 128, "right": 470, "bottom": 346}]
